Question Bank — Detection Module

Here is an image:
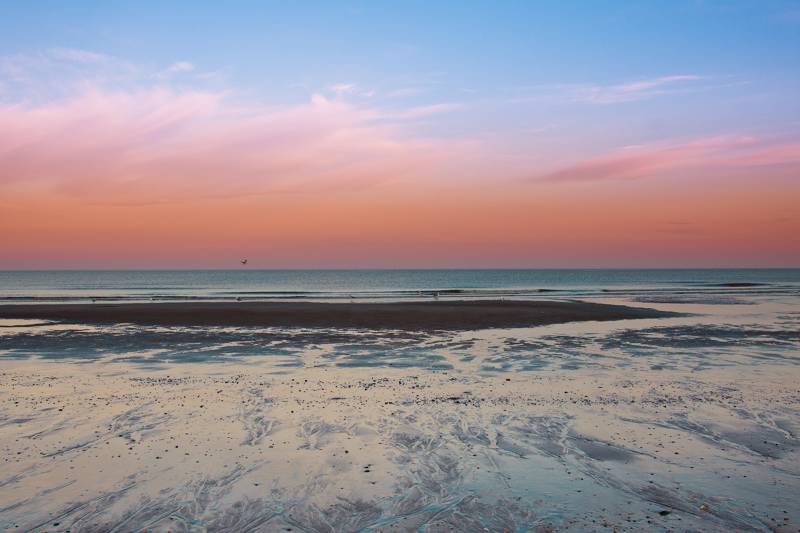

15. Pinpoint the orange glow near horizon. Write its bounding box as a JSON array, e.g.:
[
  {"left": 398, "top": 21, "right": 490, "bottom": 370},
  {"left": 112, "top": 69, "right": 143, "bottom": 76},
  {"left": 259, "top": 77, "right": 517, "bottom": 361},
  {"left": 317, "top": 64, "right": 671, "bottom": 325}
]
[{"left": 3, "top": 175, "right": 798, "bottom": 269}]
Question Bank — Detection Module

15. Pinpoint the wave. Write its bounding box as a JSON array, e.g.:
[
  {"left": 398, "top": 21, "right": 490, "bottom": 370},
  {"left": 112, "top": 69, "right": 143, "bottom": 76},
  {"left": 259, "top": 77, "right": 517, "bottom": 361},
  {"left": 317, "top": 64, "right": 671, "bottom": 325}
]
[{"left": 0, "top": 283, "right": 797, "bottom": 305}]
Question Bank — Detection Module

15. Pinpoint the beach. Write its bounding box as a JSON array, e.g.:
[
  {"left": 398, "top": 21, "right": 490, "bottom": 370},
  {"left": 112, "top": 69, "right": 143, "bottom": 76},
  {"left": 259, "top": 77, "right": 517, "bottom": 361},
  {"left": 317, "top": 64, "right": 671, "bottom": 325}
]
[
  {"left": 2, "top": 361, "right": 798, "bottom": 532},
  {"left": 3, "top": 1, "right": 799, "bottom": 530},
  {"left": 1, "top": 276, "right": 799, "bottom": 532}
]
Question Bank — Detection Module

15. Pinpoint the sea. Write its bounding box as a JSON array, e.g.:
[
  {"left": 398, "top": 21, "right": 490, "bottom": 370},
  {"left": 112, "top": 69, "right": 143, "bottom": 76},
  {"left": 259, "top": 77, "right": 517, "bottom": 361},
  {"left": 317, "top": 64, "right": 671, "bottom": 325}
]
[{"left": 1, "top": 268, "right": 799, "bottom": 303}]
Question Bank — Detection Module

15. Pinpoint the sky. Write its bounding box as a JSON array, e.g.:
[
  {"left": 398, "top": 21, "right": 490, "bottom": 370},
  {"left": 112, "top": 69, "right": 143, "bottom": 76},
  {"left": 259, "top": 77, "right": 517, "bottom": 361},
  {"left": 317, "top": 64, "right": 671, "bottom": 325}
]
[{"left": 0, "top": 1, "right": 799, "bottom": 269}]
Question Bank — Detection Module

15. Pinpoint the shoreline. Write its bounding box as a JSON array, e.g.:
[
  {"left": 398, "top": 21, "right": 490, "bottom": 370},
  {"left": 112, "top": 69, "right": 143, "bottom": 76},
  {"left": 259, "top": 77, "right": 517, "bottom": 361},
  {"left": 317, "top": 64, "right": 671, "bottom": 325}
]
[{"left": 0, "top": 299, "right": 677, "bottom": 330}]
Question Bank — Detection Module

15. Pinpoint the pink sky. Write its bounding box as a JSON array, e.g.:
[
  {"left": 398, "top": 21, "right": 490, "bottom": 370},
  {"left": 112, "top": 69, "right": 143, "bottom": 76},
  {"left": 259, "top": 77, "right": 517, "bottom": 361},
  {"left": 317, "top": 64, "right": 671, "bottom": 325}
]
[{"left": 1, "top": 86, "right": 799, "bottom": 268}]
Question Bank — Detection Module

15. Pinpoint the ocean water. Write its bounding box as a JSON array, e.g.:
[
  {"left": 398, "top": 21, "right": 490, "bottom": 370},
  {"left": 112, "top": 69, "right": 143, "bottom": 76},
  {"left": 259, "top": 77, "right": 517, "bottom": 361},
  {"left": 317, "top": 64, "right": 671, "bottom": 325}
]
[{"left": 1, "top": 268, "right": 799, "bottom": 302}]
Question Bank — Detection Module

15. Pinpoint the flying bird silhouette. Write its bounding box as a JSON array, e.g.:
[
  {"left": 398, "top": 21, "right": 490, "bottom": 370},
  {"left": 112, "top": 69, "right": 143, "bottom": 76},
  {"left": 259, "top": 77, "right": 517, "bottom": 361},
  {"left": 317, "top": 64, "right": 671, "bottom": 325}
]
[{"left": 240, "top": 259, "right": 248, "bottom": 265}]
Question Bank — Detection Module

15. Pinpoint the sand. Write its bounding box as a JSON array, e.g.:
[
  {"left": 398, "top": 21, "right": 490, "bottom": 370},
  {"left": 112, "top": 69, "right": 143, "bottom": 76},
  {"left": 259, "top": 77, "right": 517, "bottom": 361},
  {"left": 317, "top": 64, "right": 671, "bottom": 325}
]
[
  {"left": 0, "top": 299, "right": 675, "bottom": 330},
  {"left": 0, "top": 297, "right": 798, "bottom": 532}
]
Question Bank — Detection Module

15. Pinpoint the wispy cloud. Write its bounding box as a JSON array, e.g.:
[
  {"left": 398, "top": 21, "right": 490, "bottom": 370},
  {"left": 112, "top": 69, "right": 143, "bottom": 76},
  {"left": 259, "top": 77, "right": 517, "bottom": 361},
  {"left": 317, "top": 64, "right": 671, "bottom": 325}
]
[
  {"left": 328, "top": 82, "right": 356, "bottom": 95},
  {"left": 166, "top": 61, "right": 194, "bottom": 73},
  {"left": 616, "top": 75, "right": 701, "bottom": 92},
  {"left": 155, "top": 60, "right": 196, "bottom": 80},
  {"left": 0, "top": 48, "right": 137, "bottom": 98},
  {"left": 326, "top": 82, "right": 375, "bottom": 98},
  {"left": 0, "top": 49, "right": 479, "bottom": 205},
  {"left": 570, "top": 75, "right": 704, "bottom": 104},
  {"left": 509, "top": 74, "right": 708, "bottom": 105},
  {"left": 376, "top": 102, "right": 463, "bottom": 120},
  {"left": 0, "top": 86, "right": 471, "bottom": 204},
  {"left": 48, "top": 47, "right": 109, "bottom": 64},
  {"left": 539, "top": 135, "right": 800, "bottom": 182}
]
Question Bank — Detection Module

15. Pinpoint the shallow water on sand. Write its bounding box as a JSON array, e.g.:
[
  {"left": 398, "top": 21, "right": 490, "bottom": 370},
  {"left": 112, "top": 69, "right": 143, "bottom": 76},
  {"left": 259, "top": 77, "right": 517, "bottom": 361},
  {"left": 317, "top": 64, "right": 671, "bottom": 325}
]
[{"left": 1, "top": 292, "right": 799, "bottom": 532}]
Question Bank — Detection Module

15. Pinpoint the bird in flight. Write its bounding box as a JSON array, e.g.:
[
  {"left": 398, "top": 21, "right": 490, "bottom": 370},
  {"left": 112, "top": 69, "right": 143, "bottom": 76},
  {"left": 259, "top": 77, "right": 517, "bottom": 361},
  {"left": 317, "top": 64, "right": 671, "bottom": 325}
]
[{"left": 240, "top": 259, "right": 248, "bottom": 265}]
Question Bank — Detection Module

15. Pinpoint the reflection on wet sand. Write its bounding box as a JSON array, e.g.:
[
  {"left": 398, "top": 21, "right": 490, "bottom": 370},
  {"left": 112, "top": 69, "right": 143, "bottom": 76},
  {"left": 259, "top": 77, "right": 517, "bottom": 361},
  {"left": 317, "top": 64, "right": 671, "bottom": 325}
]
[{"left": 0, "top": 297, "right": 799, "bottom": 532}]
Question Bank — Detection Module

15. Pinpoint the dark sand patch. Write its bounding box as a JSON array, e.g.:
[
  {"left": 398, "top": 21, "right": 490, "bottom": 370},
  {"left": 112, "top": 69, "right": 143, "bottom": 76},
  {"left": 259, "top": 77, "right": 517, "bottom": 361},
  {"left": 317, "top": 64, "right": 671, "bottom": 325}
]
[
  {"left": 0, "top": 300, "right": 676, "bottom": 330},
  {"left": 710, "top": 282, "right": 768, "bottom": 287}
]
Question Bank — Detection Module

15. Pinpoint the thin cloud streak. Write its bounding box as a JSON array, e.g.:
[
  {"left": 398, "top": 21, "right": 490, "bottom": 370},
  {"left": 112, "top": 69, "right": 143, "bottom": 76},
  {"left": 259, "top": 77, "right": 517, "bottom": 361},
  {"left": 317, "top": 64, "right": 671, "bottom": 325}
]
[
  {"left": 47, "top": 47, "right": 110, "bottom": 64},
  {"left": 571, "top": 74, "right": 705, "bottom": 104},
  {"left": 615, "top": 75, "right": 702, "bottom": 93},
  {"left": 539, "top": 135, "right": 800, "bottom": 182},
  {"left": 508, "top": 74, "right": 707, "bottom": 105},
  {"left": 165, "top": 61, "right": 195, "bottom": 73}
]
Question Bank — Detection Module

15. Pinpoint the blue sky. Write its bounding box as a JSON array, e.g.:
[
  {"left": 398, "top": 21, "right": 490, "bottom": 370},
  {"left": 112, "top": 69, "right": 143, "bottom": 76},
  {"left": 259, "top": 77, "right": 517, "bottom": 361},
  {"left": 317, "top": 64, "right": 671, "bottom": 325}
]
[
  {"left": 2, "top": 2, "right": 798, "bottom": 97},
  {"left": 2, "top": 1, "right": 799, "bottom": 149},
  {"left": 1, "top": 1, "right": 799, "bottom": 267}
]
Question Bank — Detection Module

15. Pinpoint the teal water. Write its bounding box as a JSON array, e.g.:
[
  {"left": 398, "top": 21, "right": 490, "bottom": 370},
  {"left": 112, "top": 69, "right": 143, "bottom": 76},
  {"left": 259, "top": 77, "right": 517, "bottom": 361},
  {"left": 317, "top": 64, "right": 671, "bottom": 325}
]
[{"left": 0, "top": 268, "right": 798, "bottom": 302}]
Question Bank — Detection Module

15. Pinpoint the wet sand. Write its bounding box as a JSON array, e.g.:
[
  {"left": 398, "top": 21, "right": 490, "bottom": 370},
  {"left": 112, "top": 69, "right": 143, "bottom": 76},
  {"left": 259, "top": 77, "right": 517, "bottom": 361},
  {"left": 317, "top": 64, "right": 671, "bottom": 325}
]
[
  {"left": 0, "top": 296, "right": 798, "bottom": 532},
  {"left": 1, "top": 363, "right": 798, "bottom": 532},
  {"left": 0, "top": 300, "right": 675, "bottom": 330}
]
